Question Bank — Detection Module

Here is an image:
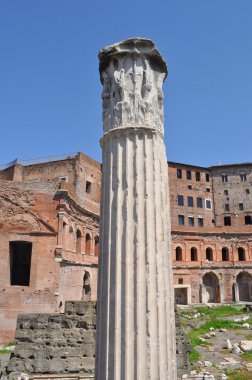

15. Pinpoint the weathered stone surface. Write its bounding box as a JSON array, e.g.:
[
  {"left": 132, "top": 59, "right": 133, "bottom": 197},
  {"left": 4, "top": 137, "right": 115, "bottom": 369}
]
[{"left": 6, "top": 301, "right": 96, "bottom": 378}]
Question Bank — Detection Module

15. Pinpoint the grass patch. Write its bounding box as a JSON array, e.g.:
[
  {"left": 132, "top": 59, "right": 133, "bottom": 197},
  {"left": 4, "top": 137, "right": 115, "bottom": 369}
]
[
  {"left": 246, "top": 333, "right": 252, "bottom": 340},
  {"left": 189, "top": 347, "right": 200, "bottom": 363},
  {"left": 241, "top": 350, "right": 252, "bottom": 362},
  {"left": 188, "top": 319, "right": 239, "bottom": 348},
  {"left": 195, "top": 305, "right": 250, "bottom": 318},
  {"left": 0, "top": 349, "right": 11, "bottom": 354},
  {"left": 223, "top": 368, "right": 251, "bottom": 380}
]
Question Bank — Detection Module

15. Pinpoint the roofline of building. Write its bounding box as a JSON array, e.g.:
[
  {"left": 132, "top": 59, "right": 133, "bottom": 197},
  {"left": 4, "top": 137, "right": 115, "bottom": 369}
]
[{"left": 167, "top": 160, "right": 252, "bottom": 170}]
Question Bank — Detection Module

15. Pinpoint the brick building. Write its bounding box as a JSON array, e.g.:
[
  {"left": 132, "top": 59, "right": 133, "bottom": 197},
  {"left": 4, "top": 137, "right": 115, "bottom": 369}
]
[
  {"left": 170, "top": 162, "right": 252, "bottom": 305},
  {"left": 0, "top": 153, "right": 252, "bottom": 343},
  {"left": 0, "top": 152, "right": 101, "bottom": 343}
]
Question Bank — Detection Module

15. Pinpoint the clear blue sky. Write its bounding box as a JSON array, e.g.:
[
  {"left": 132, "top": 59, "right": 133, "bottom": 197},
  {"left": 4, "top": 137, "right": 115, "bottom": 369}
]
[{"left": 1, "top": 1, "right": 252, "bottom": 167}]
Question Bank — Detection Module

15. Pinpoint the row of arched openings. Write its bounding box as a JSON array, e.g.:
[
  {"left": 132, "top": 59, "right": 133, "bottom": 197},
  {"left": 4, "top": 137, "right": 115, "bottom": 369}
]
[
  {"left": 175, "top": 246, "right": 246, "bottom": 262},
  {"left": 75, "top": 230, "right": 99, "bottom": 256}
]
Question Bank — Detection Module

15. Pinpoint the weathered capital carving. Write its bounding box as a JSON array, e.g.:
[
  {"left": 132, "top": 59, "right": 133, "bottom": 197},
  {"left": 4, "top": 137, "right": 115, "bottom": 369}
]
[{"left": 99, "top": 38, "right": 168, "bottom": 134}]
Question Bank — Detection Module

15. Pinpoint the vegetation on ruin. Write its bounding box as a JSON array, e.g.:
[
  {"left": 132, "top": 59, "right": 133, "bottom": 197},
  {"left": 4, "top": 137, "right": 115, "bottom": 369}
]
[{"left": 223, "top": 367, "right": 251, "bottom": 380}]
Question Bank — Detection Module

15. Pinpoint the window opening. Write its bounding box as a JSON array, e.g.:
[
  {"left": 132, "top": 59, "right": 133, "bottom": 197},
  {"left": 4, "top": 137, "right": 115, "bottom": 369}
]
[
  {"left": 188, "top": 196, "right": 193, "bottom": 207},
  {"left": 224, "top": 216, "right": 231, "bottom": 226},
  {"left": 86, "top": 181, "right": 92, "bottom": 193},
  {"left": 178, "top": 195, "right": 184, "bottom": 206},
  {"left": 225, "top": 204, "right": 230, "bottom": 212},
  {"left": 191, "top": 247, "right": 198, "bottom": 261},
  {"left": 175, "top": 246, "right": 182, "bottom": 261},
  {"left": 186, "top": 170, "right": 191, "bottom": 180},
  {"left": 245, "top": 215, "right": 252, "bottom": 225},
  {"left": 239, "top": 203, "right": 244, "bottom": 211},
  {"left": 178, "top": 215, "right": 185, "bottom": 226},
  {"left": 197, "top": 197, "right": 203, "bottom": 208},
  {"left": 238, "top": 247, "right": 245, "bottom": 261},
  {"left": 240, "top": 173, "right": 247, "bottom": 182},
  {"left": 10, "top": 241, "right": 32, "bottom": 286},
  {"left": 85, "top": 233, "right": 91, "bottom": 254},
  {"left": 198, "top": 217, "right": 204, "bottom": 227},
  {"left": 224, "top": 190, "right": 228, "bottom": 195},
  {"left": 206, "top": 247, "right": 213, "bottom": 261},
  {"left": 222, "top": 247, "right": 229, "bottom": 261},
  {"left": 205, "top": 173, "right": 210, "bottom": 182},
  {"left": 76, "top": 229, "right": 82, "bottom": 254},
  {"left": 178, "top": 278, "right": 183, "bottom": 284},
  {"left": 206, "top": 200, "right": 212, "bottom": 209},
  {"left": 222, "top": 174, "right": 228, "bottom": 182},
  {"left": 94, "top": 236, "right": 99, "bottom": 256},
  {"left": 196, "top": 172, "right": 201, "bottom": 181},
  {"left": 177, "top": 169, "right": 182, "bottom": 179},
  {"left": 188, "top": 216, "right": 194, "bottom": 226}
]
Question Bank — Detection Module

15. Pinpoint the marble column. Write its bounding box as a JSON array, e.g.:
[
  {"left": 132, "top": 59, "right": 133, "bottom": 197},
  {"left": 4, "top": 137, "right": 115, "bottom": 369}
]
[{"left": 95, "top": 38, "right": 177, "bottom": 380}]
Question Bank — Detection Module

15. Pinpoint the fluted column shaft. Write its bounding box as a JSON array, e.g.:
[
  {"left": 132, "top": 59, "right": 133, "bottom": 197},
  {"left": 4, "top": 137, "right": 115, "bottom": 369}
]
[{"left": 96, "top": 38, "right": 177, "bottom": 380}]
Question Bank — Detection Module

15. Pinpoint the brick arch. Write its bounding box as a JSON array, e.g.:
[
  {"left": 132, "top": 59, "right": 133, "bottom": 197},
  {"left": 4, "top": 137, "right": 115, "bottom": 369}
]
[
  {"left": 202, "top": 271, "right": 220, "bottom": 303},
  {"left": 236, "top": 271, "right": 252, "bottom": 301}
]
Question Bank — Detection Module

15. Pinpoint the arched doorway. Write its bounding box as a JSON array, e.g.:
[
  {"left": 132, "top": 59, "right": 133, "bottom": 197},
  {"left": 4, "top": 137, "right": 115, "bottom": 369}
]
[
  {"left": 202, "top": 272, "right": 220, "bottom": 303},
  {"left": 237, "top": 272, "right": 252, "bottom": 301}
]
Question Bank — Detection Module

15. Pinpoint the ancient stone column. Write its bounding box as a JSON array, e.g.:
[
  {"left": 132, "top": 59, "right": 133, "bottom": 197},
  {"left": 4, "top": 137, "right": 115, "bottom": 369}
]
[{"left": 96, "top": 38, "right": 177, "bottom": 380}]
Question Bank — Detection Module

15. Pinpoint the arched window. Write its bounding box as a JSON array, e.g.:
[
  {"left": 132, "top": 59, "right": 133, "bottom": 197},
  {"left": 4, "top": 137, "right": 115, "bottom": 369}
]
[
  {"left": 76, "top": 229, "right": 82, "bottom": 254},
  {"left": 206, "top": 247, "right": 213, "bottom": 261},
  {"left": 191, "top": 247, "right": 198, "bottom": 261},
  {"left": 82, "top": 271, "right": 91, "bottom": 300},
  {"left": 175, "top": 246, "right": 182, "bottom": 261},
  {"left": 85, "top": 233, "right": 91, "bottom": 255},
  {"left": 222, "top": 247, "right": 229, "bottom": 261},
  {"left": 94, "top": 236, "right": 99, "bottom": 257},
  {"left": 238, "top": 247, "right": 246, "bottom": 261}
]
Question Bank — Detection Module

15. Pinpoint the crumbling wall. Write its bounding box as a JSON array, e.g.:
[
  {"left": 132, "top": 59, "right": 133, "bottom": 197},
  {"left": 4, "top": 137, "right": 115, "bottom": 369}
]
[
  {"left": 175, "top": 309, "right": 191, "bottom": 378},
  {"left": 6, "top": 301, "right": 96, "bottom": 379}
]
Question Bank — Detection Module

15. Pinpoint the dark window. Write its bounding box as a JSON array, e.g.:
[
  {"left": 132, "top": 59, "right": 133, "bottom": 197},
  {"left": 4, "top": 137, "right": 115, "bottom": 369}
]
[
  {"left": 225, "top": 204, "right": 230, "bottom": 212},
  {"left": 205, "top": 173, "right": 210, "bottom": 182},
  {"left": 94, "top": 236, "right": 99, "bottom": 256},
  {"left": 222, "top": 174, "right": 228, "bottom": 182},
  {"left": 239, "top": 203, "right": 244, "bottom": 211},
  {"left": 85, "top": 233, "right": 91, "bottom": 254},
  {"left": 245, "top": 215, "right": 252, "bottom": 225},
  {"left": 177, "top": 169, "right": 182, "bottom": 179},
  {"left": 76, "top": 229, "right": 82, "bottom": 253},
  {"left": 188, "top": 185, "right": 192, "bottom": 190},
  {"left": 196, "top": 172, "right": 201, "bottom": 181},
  {"left": 83, "top": 271, "right": 91, "bottom": 298},
  {"left": 188, "top": 216, "right": 194, "bottom": 226},
  {"left": 224, "top": 190, "right": 229, "bottom": 195},
  {"left": 206, "top": 200, "right": 211, "bottom": 209},
  {"left": 206, "top": 247, "right": 213, "bottom": 261},
  {"left": 246, "top": 189, "right": 250, "bottom": 195},
  {"left": 222, "top": 247, "right": 229, "bottom": 261},
  {"left": 240, "top": 173, "right": 247, "bottom": 182},
  {"left": 178, "top": 278, "right": 183, "bottom": 284},
  {"left": 10, "top": 241, "right": 32, "bottom": 286},
  {"left": 175, "top": 247, "right": 182, "bottom": 261},
  {"left": 224, "top": 216, "right": 231, "bottom": 226},
  {"left": 238, "top": 247, "right": 245, "bottom": 261},
  {"left": 186, "top": 170, "right": 192, "bottom": 180},
  {"left": 86, "top": 181, "right": 92, "bottom": 193},
  {"left": 178, "top": 215, "right": 185, "bottom": 226},
  {"left": 177, "top": 195, "right": 184, "bottom": 206},
  {"left": 206, "top": 188, "right": 210, "bottom": 192},
  {"left": 191, "top": 247, "right": 198, "bottom": 261},
  {"left": 197, "top": 197, "right": 203, "bottom": 208},
  {"left": 188, "top": 196, "right": 193, "bottom": 207},
  {"left": 198, "top": 217, "right": 204, "bottom": 227}
]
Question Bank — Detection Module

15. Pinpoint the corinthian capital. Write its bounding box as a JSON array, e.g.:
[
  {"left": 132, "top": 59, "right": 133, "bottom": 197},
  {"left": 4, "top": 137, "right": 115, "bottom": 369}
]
[{"left": 99, "top": 38, "right": 168, "bottom": 135}]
